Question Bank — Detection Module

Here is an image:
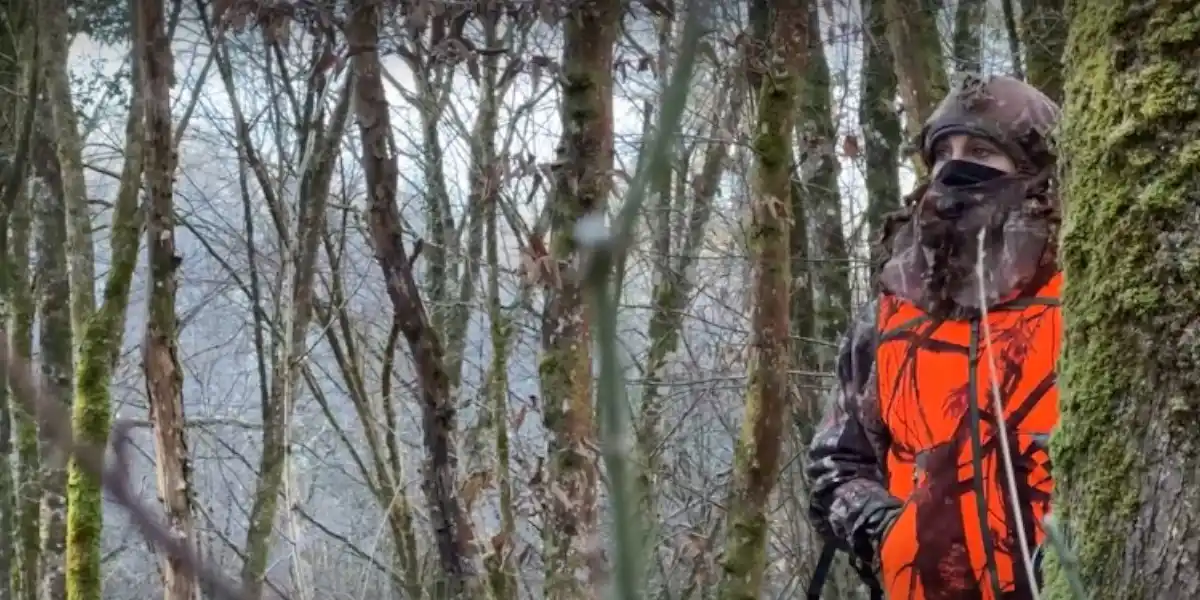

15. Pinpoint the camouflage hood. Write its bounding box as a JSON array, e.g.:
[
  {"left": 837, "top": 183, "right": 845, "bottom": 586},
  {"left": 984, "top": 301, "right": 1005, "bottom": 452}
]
[{"left": 877, "top": 74, "right": 1062, "bottom": 318}]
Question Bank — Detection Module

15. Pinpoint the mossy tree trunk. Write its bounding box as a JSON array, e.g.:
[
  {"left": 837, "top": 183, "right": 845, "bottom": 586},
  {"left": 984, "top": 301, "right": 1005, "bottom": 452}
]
[
  {"left": 348, "top": 0, "right": 484, "bottom": 596},
  {"left": 8, "top": 194, "right": 31, "bottom": 600},
  {"left": 41, "top": 0, "right": 147, "bottom": 595},
  {"left": 0, "top": 5, "right": 36, "bottom": 597},
  {"left": 716, "top": 1, "right": 805, "bottom": 598},
  {"left": 952, "top": 0, "right": 986, "bottom": 74},
  {"left": 3, "top": 188, "right": 30, "bottom": 600},
  {"left": 1020, "top": 0, "right": 1065, "bottom": 104},
  {"left": 33, "top": 167, "right": 68, "bottom": 600},
  {"left": 537, "top": 1, "right": 618, "bottom": 598},
  {"left": 28, "top": 128, "right": 66, "bottom": 600},
  {"left": 136, "top": 1, "right": 197, "bottom": 598},
  {"left": 796, "top": 0, "right": 850, "bottom": 371},
  {"left": 859, "top": 0, "right": 903, "bottom": 273},
  {"left": 882, "top": 0, "right": 947, "bottom": 173},
  {"left": 481, "top": 112, "right": 515, "bottom": 600},
  {"left": 1045, "top": 2, "right": 1200, "bottom": 598}
]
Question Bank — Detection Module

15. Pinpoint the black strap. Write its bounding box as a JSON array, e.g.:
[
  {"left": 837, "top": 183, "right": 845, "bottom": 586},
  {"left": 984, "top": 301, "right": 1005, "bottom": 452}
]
[{"left": 806, "top": 544, "right": 885, "bottom": 600}]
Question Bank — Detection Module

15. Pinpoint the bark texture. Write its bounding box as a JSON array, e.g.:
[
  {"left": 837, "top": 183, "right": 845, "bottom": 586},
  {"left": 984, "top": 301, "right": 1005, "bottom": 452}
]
[
  {"left": 347, "top": 0, "right": 482, "bottom": 596},
  {"left": 796, "top": 0, "right": 849, "bottom": 370},
  {"left": 1046, "top": 2, "right": 1200, "bottom": 598},
  {"left": 136, "top": 0, "right": 197, "bottom": 598},
  {"left": 537, "top": 1, "right": 618, "bottom": 598},
  {"left": 716, "top": 1, "right": 804, "bottom": 597},
  {"left": 43, "top": 0, "right": 147, "bottom": 591},
  {"left": 859, "top": 0, "right": 903, "bottom": 271},
  {"left": 882, "top": 0, "right": 947, "bottom": 172}
]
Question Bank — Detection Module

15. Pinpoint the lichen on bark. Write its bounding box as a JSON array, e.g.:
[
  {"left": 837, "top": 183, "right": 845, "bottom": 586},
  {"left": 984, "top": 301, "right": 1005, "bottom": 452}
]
[
  {"left": 716, "top": 1, "right": 804, "bottom": 598},
  {"left": 1046, "top": 2, "right": 1200, "bottom": 598},
  {"left": 537, "top": 1, "right": 618, "bottom": 598}
]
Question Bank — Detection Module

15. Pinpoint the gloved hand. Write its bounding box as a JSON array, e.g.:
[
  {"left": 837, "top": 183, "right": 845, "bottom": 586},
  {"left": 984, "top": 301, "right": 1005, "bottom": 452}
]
[{"left": 864, "top": 502, "right": 903, "bottom": 572}]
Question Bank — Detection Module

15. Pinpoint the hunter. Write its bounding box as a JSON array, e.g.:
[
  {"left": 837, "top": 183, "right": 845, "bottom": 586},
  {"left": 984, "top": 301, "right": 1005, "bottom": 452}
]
[{"left": 806, "top": 74, "right": 1062, "bottom": 600}]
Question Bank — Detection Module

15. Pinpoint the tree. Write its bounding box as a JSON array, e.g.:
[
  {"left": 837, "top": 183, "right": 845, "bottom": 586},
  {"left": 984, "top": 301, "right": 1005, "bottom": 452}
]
[
  {"left": 196, "top": 7, "right": 353, "bottom": 594},
  {"left": 537, "top": 1, "right": 619, "bottom": 598},
  {"left": 1045, "top": 2, "right": 1200, "bottom": 598},
  {"left": 716, "top": 0, "right": 805, "bottom": 597},
  {"left": 882, "top": 0, "right": 947, "bottom": 172},
  {"left": 952, "top": 0, "right": 986, "bottom": 74},
  {"left": 636, "top": 25, "right": 743, "bottom": 533},
  {"left": 41, "top": 0, "right": 148, "bottom": 595},
  {"left": 347, "top": 0, "right": 484, "bottom": 596},
  {"left": 796, "top": 0, "right": 850, "bottom": 369},
  {"left": 1020, "top": 0, "right": 1066, "bottom": 103},
  {"left": 859, "top": 0, "right": 903, "bottom": 271},
  {"left": 0, "top": 5, "right": 38, "bottom": 598},
  {"left": 136, "top": 0, "right": 198, "bottom": 597}
]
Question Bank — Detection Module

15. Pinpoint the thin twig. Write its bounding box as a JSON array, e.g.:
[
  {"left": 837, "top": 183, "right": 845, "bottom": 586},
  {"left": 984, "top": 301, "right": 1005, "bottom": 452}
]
[{"left": 974, "top": 229, "right": 1040, "bottom": 600}]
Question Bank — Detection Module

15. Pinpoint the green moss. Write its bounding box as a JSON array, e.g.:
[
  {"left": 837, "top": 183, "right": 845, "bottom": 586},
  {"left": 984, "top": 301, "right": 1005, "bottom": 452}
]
[
  {"left": 65, "top": 316, "right": 118, "bottom": 600},
  {"left": 717, "top": 511, "right": 769, "bottom": 600},
  {"left": 1045, "top": 1, "right": 1200, "bottom": 598}
]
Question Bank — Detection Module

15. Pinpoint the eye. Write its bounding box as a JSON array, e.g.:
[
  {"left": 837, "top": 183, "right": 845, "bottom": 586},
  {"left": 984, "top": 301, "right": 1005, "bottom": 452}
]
[{"left": 969, "top": 144, "right": 998, "bottom": 159}]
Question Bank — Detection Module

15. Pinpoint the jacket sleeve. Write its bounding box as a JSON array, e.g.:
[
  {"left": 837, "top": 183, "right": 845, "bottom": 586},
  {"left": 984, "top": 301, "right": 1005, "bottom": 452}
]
[{"left": 805, "top": 302, "right": 901, "bottom": 566}]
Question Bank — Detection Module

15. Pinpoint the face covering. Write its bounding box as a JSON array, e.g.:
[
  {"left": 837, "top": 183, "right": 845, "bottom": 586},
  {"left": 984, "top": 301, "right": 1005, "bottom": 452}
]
[
  {"left": 877, "top": 159, "right": 1056, "bottom": 317},
  {"left": 935, "top": 159, "right": 1009, "bottom": 188},
  {"left": 928, "top": 160, "right": 1012, "bottom": 223}
]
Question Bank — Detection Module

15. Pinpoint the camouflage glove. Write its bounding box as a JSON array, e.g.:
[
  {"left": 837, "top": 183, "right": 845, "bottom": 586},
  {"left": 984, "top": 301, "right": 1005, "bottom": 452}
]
[{"left": 864, "top": 503, "right": 903, "bottom": 575}]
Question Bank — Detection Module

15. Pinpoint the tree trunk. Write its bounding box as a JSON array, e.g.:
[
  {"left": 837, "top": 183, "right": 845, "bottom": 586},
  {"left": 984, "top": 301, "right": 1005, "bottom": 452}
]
[
  {"left": 999, "top": 0, "right": 1025, "bottom": 79},
  {"left": 859, "top": 0, "right": 903, "bottom": 272},
  {"left": 34, "top": 169, "right": 68, "bottom": 600},
  {"left": 0, "top": 11, "right": 37, "bottom": 598},
  {"left": 40, "top": 0, "right": 95, "bottom": 335},
  {"left": 136, "top": 1, "right": 197, "bottom": 598},
  {"left": 538, "top": 2, "right": 619, "bottom": 598},
  {"left": 717, "top": 1, "right": 805, "bottom": 597},
  {"left": 797, "top": 0, "right": 850, "bottom": 370},
  {"left": 952, "top": 0, "right": 986, "bottom": 74},
  {"left": 347, "top": 0, "right": 483, "bottom": 596},
  {"left": 483, "top": 157, "right": 516, "bottom": 600},
  {"left": 468, "top": 8, "right": 517, "bottom": 599},
  {"left": 1020, "top": 0, "right": 1065, "bottom": 104},
  {"left": 0, "top": 171, "right": 29, "bottom": 600},
  {"left": 41, "top": 0, "right": 147, "bottom": 594},
  {"left": 1046, "top": 2, "right": 1200, "bottom": 598},
  {"left": 882, "top": 0, "right": 947, "bottom": 172},
  {"left": 0, "top": 41, "right": 17, "bottom": 600}
]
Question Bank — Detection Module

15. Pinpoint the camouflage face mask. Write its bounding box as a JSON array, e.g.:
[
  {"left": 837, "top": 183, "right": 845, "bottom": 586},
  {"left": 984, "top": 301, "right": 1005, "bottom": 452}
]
[
  {"left": 876, "top": 73, "right": 1062, "bottom": 317},
  {"left": 878, "top": 167, "right": 1058, "bottom": 318}
]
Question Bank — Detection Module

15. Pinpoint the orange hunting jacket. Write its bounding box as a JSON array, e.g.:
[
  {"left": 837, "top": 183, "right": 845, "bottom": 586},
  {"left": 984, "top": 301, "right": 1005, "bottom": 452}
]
[{"left": 806, "top": 273, "right": 1061, "bottom": 600}]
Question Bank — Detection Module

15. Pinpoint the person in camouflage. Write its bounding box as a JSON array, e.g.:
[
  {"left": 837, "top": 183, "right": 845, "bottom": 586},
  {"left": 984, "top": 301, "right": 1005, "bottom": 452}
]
[{"left": 805, "top": 74, "right": 1062, "bottom": 600}]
